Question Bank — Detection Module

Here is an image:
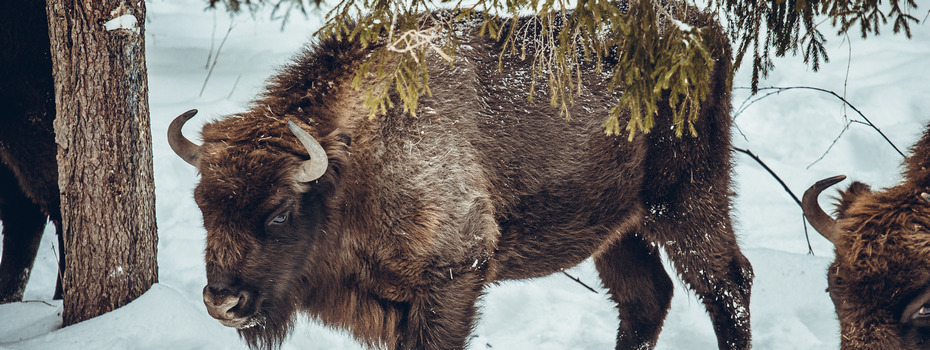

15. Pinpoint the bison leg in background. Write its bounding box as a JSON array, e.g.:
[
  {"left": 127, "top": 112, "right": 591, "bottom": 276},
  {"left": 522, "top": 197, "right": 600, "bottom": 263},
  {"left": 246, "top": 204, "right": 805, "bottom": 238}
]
[
  {"left": 646, "top": 199, "right": 753, "bottom": 350},
  {"left": 396, "top": 269, "right": 486, "bottom": 350},
  {"left": 0, "top": 165, "right": 48, "bottom": 303},
  {"left": 595, "top": 232, "right": 674, "bottom": 349}
]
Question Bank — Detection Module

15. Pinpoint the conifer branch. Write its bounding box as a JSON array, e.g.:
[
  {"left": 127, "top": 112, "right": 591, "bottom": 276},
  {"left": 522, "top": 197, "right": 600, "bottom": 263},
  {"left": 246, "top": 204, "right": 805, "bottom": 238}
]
[{"left": 204, "top": 0, "right": 922, "bottom": 137}]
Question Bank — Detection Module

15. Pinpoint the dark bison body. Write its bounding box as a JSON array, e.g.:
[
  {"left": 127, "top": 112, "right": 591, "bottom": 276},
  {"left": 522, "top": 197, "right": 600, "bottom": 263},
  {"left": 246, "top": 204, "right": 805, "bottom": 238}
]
[
  {"left": 0, "top": 0, "right": 64, "bottom": 303},
  {"left": 804, "top": 125, "right": 930, "bottom": 349},
  {"left": 169, "top": 10, "right": 753, "bottom": 350}
]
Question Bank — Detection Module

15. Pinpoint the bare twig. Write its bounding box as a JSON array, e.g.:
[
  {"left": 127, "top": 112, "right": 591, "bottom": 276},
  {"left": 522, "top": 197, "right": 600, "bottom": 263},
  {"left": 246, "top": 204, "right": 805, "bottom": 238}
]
[
  {"left": 806, "top": 122, "right": 850, "bottom": 169},
  {"left": 227, "top": 74, "right": 242, "bottom": 100},
  {"left": 200, "top": 20, "right": 236, "bottom": 97},
  {"left": 387, "top": 27, "right": 453, "bottom": 63},
  {"left": 732, "top": 147, "right": 801, "bottom": 207},
  {"left": 206, "top": 10, "right": 217, "bottom": 69},
  {"left": 732, "top": 147, "right": 816, "bottom": 254},
  {"left": 732, "top": 89, "right": 784, "bottom": 120},
  {"left": 801, "top": 214, "right": 815, "bottom": 255},
  {"left": 19, "top": 300, "right": 57, "bottom": 307},
  {"left": 733, "top": 122, "right": 749, "bottom": 142},
  {"left": 52, "top": 241, "right": 63, "bottom": 292},
  {"left": 734, "top": 86, "right": 906, "bottom": 158},
  {"left": 842, "top": 33, "right": 851, "bottom": 124},
  {"left": 562, "top": 271, "right": 599, "bottom": 294}
]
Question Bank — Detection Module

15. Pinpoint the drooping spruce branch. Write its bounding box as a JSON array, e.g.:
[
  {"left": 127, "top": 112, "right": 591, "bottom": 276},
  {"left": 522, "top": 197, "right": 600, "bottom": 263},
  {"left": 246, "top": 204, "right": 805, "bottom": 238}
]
[
  {"left": 715, "top": 0, "right": 921, "bottom": 93},
  {"left": 206, "top": 0, "right": 921, "bottom": 138}
]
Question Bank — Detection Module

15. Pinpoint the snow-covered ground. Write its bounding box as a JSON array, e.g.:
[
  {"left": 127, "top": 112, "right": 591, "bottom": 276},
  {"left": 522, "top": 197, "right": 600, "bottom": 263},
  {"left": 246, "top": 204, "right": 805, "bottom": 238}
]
[{"left": 2, "top": 1, "right": 928, "bottom": 349}]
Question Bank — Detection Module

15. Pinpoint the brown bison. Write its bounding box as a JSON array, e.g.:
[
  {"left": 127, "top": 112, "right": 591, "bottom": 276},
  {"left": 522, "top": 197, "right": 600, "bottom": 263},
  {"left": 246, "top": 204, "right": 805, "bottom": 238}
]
[
  {"left": 803, "top": 124, "right": 930, "bottom": 349},
  {"left": 168, "top": 10, "right": 753, "bottom": 350},
  {"left": 0, "top": 0, "right": 64, "bottom": 303}
]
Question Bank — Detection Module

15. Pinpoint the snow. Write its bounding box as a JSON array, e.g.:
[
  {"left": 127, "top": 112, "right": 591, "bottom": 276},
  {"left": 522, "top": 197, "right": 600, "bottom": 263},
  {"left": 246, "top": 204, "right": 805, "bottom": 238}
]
[
  {"left": 2, "top": 1, "right": 929, "bottom": 349},
  {"left": 671, "top": 18, "right": 694, "bottom": 33},
  {"left": 104, "top": 14, "right": 139, "bottom": 34}
]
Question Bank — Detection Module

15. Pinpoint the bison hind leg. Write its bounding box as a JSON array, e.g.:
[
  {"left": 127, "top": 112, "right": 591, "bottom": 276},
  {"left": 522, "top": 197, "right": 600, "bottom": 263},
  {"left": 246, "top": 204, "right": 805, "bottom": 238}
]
[
  {"left": 662, "top": 242, "right": 753, "bottom": 350},
  {"left": 594, "top": 232, "right": 674, "bottom": 350},
  {"left": 646, "top": 202, "right": 754, "bottom": 350},
  {"left": 0, "top": 166, "right": 48, "bottom": 303}
]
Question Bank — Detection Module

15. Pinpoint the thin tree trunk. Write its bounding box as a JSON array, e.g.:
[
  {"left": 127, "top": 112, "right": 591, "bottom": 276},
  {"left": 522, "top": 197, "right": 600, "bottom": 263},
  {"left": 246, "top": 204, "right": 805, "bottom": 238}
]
[{"left": 45, "top": 0, "right": 158, "bottom": 326}]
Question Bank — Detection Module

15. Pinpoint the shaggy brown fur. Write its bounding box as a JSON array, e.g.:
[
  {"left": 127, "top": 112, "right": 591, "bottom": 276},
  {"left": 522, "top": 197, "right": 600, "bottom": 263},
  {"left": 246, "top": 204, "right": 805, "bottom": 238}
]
[
  {"left": 806, "top": 124, "right": 930, "bottom": 349},
  {"left": 0, "top": 0, "right": 64, "bottom": 303},
  {"left": 171, "top": 9, "right": 753, "bottom": 350}
]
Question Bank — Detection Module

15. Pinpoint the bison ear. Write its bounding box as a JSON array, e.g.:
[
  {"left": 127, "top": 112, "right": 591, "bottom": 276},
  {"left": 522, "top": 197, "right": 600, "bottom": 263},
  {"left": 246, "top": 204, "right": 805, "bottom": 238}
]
[
  {"left": 287, "top": 121, "right": 329, "bottom": 183},
  {"left": 835, "top": 181, "right": 872, "bottom": 217},
  {"left": 315, "top": 130, "right": 351, "bottom": 186},
  {"left": 332, "top": 132, "right": 351, "bottom": 147}
]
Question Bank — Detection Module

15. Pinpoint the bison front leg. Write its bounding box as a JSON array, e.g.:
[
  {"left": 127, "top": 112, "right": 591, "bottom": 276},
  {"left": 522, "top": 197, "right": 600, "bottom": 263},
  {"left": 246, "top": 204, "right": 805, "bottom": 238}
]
[
  {"left": 595, "top": 232, "right": 675, "bottom": 349},
  {"left": 395, "top": 269, "right": 485, "bottom": 350}
]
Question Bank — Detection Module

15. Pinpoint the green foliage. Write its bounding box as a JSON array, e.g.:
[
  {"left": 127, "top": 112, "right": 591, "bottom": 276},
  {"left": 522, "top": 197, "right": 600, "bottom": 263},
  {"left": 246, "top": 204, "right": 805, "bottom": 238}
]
[
  {"left": 716, "top": 0, "right": 921, "bottom": 92},
  {"left": 605, "top": 0, "right": 713, "bottom": 139},
  {"left": 207, "top": 0, "right": 922, "bottom": 138},
  {"left": 318, "top": 0, "right": 455, "bottom": 119},
  {"left": 317, "top": 0, "right": 719, "bottom": 138}
]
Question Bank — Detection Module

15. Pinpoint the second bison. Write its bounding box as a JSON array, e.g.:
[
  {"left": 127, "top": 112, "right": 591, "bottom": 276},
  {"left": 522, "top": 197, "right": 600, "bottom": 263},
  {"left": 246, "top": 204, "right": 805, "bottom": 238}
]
[
  {"left": 804, "top": 123, "right": 930, "bottom": 349},
  {"left": 168, "top": 9, "right": 753, "bottom": 350}
]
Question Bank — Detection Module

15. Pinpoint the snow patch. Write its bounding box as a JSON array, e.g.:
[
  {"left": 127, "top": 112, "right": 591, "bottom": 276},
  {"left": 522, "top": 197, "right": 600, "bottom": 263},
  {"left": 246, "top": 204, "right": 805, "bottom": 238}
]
[
  {"left": 671, "top": 18, "right": 694, "bottom": 32},
  {"left": 104, "top": 14, "right": 138, "bottom": 34}
]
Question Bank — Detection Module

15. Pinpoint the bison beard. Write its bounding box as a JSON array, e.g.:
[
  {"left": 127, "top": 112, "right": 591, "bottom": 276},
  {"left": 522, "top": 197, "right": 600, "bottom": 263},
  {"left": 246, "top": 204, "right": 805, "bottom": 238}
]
[
  {"left": 237, "top": 299, "right": 296, "bottom": 350},
  {"left": 169, "top": 8, "right": 753, "bottom": 350}
]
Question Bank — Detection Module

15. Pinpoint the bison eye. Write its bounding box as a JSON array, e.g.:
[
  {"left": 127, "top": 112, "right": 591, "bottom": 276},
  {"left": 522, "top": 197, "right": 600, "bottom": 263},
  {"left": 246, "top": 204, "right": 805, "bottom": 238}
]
[
  {"left": 915, "top": 306, "right": 930, "bottom": 319},
  {"left": 902, "top": 286, "right": 930, "bottom": 325},
  {"left": 271, "top": 213, "right": 288, "bottom": 224}
]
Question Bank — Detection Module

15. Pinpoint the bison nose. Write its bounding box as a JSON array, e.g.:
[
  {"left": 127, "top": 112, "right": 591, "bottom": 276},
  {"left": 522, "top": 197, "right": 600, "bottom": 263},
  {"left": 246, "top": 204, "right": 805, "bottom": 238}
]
[{"left": 202, "top": 284, "right": 250, "bottom": 321}]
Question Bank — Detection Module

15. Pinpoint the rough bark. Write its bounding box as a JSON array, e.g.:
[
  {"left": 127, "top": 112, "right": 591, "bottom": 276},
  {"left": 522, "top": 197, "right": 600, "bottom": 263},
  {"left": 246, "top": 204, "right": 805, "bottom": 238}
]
[{"left": 45, "top": 0, "right": 158, "bottom": 326}]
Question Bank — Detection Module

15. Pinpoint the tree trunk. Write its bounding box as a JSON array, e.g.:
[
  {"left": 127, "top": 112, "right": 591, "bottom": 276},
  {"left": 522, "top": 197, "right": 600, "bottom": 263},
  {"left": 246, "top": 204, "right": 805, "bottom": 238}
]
[{"left": 45, "top": 0, "right": 158, "bottom": 326}]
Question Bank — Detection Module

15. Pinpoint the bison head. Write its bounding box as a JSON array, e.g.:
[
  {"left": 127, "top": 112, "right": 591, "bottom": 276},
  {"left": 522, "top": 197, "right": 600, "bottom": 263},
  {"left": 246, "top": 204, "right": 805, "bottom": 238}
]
[
  {"left": 804, "top": 175, "right": 930, "bottom": 349},
  {"left": 168, "top": 109, "right": 348, "bottom": 348}
]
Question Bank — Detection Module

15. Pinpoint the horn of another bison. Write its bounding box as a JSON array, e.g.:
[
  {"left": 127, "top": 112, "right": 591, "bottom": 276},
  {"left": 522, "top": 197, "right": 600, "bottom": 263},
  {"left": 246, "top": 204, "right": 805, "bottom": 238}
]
[
  {"left": 921, "top": 193, "right": 930, "bottom": 204},
  {"left": 802, "top": 175, "right": 846, "bottom": 244},
  {"left": 287, "top": 121, "right": 329, "bottom": 183},
  {"left": 168, "top": 109, "right": 202, "bottom": 167}
]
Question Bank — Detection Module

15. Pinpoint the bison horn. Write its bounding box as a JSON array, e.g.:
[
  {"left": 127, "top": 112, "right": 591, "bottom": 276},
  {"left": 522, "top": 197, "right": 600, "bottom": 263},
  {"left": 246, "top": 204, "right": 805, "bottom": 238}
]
[
  {"left": 921, "top": 193, "right": 930, "bottom": 204},
  {"left": 802, "top": 175, "right": 846, "bottom": 244},
  {"left": 168, "top": 109, "right": 202, "bottom": 167},
  {"left": 287, "top": 121, "right": 328, "bottom": 182}
]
